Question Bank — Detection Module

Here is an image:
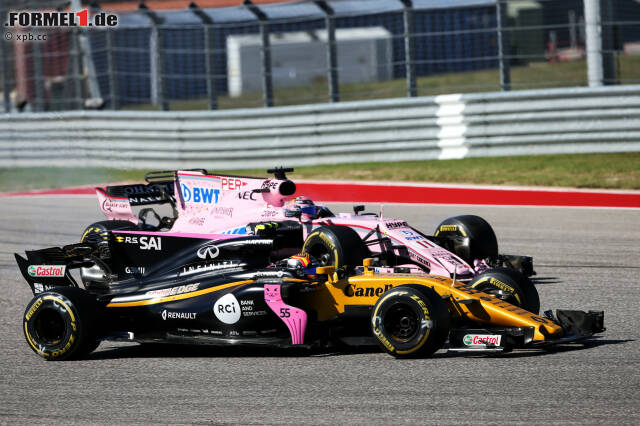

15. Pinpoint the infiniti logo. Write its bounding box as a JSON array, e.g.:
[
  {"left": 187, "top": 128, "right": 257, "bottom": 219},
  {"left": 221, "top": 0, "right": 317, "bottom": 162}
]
[{"left": 197, "top": 244, "right": 220, "bottom": 260}]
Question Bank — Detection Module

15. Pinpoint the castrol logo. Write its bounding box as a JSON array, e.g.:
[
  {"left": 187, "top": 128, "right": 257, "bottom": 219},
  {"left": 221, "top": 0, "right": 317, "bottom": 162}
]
[
  {"left": 463, "top": 334, "right": 502, "bottom": 346},
  {"left": 27, "top": 265, "right": 66, "bottom": 278}
]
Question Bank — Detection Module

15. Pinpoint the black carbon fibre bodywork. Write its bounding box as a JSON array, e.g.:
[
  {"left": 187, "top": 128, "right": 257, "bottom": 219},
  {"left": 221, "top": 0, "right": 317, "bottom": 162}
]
[{"left": 15, "top": 229, "right": 320, "bottom": 347}]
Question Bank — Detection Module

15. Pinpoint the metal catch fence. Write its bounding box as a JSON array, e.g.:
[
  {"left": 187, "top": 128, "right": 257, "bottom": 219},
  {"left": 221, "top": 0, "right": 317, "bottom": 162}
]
[{"left": 1, "top": 0, "right": 640, "bottom": 113}]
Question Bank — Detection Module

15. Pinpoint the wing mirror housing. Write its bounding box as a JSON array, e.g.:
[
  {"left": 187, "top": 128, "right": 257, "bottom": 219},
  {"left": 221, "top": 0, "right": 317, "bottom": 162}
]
[
  {"left": 284, "top": 209, "right": 301, "bottom": 218},
  {"left": 363, "top": 258, "right": 375, "bottom": 275},
  {"left": 316, "top": 266, "right": 337, "bottom": 283}
]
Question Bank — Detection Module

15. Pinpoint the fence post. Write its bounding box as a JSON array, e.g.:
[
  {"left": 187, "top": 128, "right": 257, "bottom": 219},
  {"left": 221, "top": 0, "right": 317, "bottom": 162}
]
[
  {"left": 32, "top": 34, "right": 45, "bottom": 111},
  {"left": 0, "top": 10, "right": 11, "bottom": 113},
  {"left": 315, "top": 1, "right": 339, "bottom": 103},
  {"left": 149, "top": 26, "right": 159, "bottom": 106},
  {"left": 106, "top": 30, "right": 119, "bottom": 109},
  {"left": 70, "top": 29, "right": 84, "bottom": 109},
  {"left": 190, "top": 4, "right": 217, "bottom": 110},
  {"left": 496, "top": 0, "right": 511, "bottom": 91},
  {"left": 584, "top": 0, "right": 604, "bottom": 87},
  {"left": 259, "top": 22, "right": 274, "bottom": 107},
  {"left": 401, "top": 0, "right": 417, "bottom": 97},
  {"left": 245, "top": 0, "right": 273, "bottom": 107},
  {"left": 73, "top": 0, "right": 102, "bottom": 107},
  {"left": 600, "top": 0, "right": 617, "bottom": 85},
  {"left": 142, "top": 4, "right": 168, "bottom": 110}
]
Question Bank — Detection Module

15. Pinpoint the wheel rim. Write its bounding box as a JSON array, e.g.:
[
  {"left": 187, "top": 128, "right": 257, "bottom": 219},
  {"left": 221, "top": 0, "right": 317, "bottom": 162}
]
[
  {"left": 32, "top": 307, "right": 66, "bottom": 345},
  {"left": 477, "top": 285, "right": 520, "bottom": 307},
  {"left": 305, "top": 243, "right": 334, "bottom": 267},
  {"left": 384, "top": 303, "right": 420, "bottom": 342}
]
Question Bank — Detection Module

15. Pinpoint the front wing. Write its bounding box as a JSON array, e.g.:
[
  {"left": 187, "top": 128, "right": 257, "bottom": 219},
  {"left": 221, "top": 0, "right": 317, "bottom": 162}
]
[{"left": 448, "top": 310, "right": 605, "bottom": 352}]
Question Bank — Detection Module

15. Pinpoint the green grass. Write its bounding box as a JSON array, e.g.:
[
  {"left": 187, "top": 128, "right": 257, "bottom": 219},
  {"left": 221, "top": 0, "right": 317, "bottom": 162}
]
[
  {"left": 124, "top": 56, "right": 640, "bottom": 111},
  {"left": 0, "top": 168, "right": 145, "bottom": 192},
  {"left": 2, "top": 153, "right": 639, "bottom": 193}
]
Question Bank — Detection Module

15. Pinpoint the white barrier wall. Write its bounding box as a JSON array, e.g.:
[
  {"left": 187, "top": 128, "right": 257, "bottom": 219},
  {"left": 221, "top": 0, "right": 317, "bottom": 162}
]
[{"left": 1, "top": 85, "right": 639, "bottom": 169}]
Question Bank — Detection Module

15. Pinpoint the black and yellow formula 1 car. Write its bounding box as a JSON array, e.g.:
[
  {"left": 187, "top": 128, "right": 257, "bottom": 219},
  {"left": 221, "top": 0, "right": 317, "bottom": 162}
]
[{"left": 16, "top": 225, "right": 604, "bottom": 360}]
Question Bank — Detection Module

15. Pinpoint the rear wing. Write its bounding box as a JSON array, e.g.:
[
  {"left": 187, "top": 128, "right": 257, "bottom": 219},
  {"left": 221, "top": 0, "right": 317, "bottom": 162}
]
[
  {"left": 104, "top": 170, "right": 188, "bottom": 206},
  {"left": 14, "top": 243, "right": 104, "bottom": 295},
  {"left": 96, "top": 168, "right": 297, "bottom": 225},
  {"left": 95, "top": 170, "right": 202, "bottom": 222}
]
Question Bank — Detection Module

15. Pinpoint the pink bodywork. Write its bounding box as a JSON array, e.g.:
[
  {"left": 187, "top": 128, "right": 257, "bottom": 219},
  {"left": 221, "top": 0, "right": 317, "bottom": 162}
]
[
  {"left": 310, "top": 216, "right": 472, "bottom": 277},
  {"left": 96, "top": 170, "right": 475, "bottom": 279},
  {"left": 170, "top": 171, "right": 291, "bottom": 235},
  {"left": 264, "top": 284, "right": 307, "bottom": 345},
  {"left": 96, "top": 188, "right": 138, "bottom": 224}
]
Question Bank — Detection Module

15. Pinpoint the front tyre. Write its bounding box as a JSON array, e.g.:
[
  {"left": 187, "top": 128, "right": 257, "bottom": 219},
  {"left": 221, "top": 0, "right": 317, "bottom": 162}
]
[
  {"left": 23, "top": 287, "right": 99, "bottom": 361},
  {"left": 302, "top": 225, "right": 368, "bottom": 270},
  {"left": 371, "top": 285, "right": 450, "bottom": 359},
  {"left": 469, "top": 267, "right": 540, "bottom": 314},
  {"left": 435, "top": 215, "right": 498, "bottom": 265}
]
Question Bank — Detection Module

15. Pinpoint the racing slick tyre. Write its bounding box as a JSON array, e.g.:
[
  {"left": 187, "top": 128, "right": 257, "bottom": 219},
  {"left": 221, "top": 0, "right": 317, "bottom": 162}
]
[
  {"left": 371, "top": 285, "right": 451, "bottom": 359},
  {"left": 23, "top": 286, "right": 100, "bottom": 361},
  {"left": 469, "top": 267, "right": 540, "bottom": 314},
  {"left": 80, "top": 220, "right": 135, "bottom": 286},
  {"left": 302, "top": 225, "right": 368, "bottom": 270},
  {"left": 435, "top": 215, "right": 498, "bottom": 265},
  {"left": 80, "top": 220, "right": 136, "bottom": 244}
]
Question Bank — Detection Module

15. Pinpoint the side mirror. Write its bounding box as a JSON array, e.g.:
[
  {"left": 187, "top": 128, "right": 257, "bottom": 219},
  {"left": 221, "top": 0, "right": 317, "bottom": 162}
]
[
  {"left": 316, "top": 266, "right": 336, "bottom": 275},
  {"left": 316, "top": 266, "right": 337, "bottom": 283},
  {"left": 353, "top": 205, "right": 365, "bottom": 215},
  {"left": 363, "top": 258, "right": 375, "bottom": 275},
  {"left": 284, "top": 209, "right": 301, "bottom": 218}
]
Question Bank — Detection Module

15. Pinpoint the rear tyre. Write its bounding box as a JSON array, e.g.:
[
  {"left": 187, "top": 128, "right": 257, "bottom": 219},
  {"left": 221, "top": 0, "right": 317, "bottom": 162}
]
[
  {"left": 302, "top": 225, "right": 368, "bottom": 270},
  {"left": 435, "top": 215, "right": 498, "bottom": 265},
  {"left": 23, "top": 287, "right": 100, "bottom": 361},
  {"left": 469, "top": 267, "right": 540, "bottom": 314},
  {"left": 80, "top": 220, "right": 136, "bottom": 244},
  {"left": 371, "top": 285, "right": 450, "bottom": 359}
]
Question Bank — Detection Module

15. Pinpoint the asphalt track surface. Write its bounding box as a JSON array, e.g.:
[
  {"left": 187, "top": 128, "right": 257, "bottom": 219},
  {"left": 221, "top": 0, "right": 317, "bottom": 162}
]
[{"left": 1, "top": 197, "right": 638, "bottom": 425}]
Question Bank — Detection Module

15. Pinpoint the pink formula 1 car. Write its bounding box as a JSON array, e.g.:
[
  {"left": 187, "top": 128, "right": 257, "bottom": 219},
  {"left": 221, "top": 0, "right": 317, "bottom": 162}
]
[{"left": 87, "top": 168, "right": 538, "bottom": 312}]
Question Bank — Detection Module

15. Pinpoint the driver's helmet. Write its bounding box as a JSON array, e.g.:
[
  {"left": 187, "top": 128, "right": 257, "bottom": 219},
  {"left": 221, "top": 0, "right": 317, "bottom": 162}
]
[
  {"left": 285, "top": 196, "right": 318, "bottom": 220},
  {"left": 286, "top": 196, "right": 315, "bottom": 209},
  {"left": 277, "top": 253, "right": 320, "bottom": 278}
]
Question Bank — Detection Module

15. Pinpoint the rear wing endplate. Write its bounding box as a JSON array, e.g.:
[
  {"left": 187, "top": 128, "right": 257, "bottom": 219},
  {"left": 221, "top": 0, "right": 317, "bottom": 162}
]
[{"left": 14, "top": 244, "right": 99, "bottom": 295}]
